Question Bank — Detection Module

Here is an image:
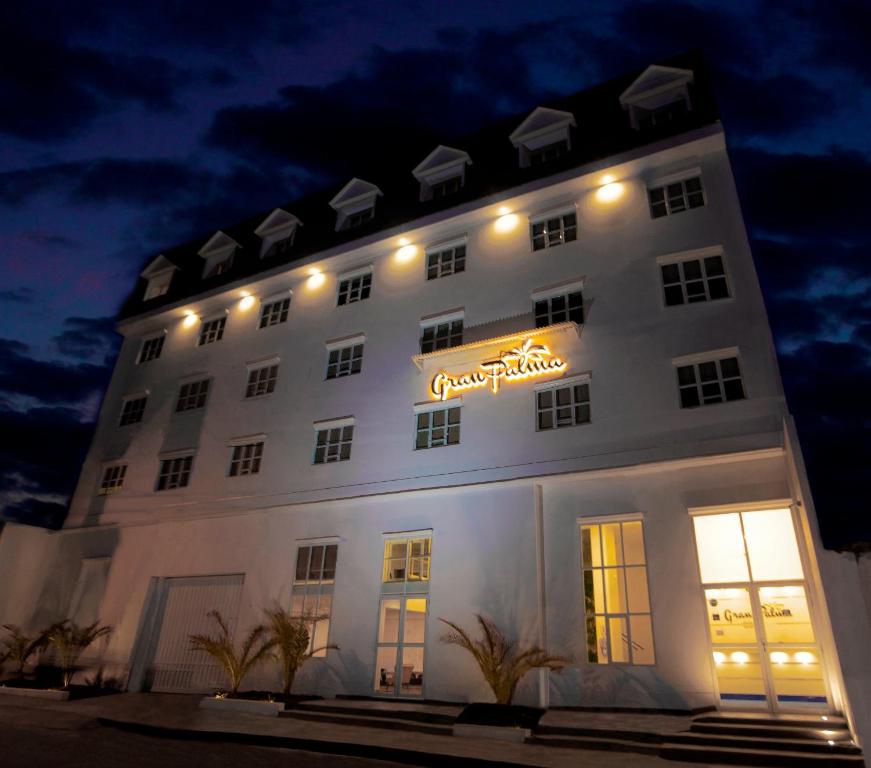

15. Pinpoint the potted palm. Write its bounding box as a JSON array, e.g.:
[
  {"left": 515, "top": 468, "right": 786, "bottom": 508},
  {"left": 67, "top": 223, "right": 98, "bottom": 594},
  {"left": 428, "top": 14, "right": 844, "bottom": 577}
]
[
  {"left": 439, "top": 614, "right": 570, "bottom": 742},
  {"left": 190, "top": 611, "right": 282, "bottom": 716},
  {"left": 263, "top": 606, "right": 337, "bottom": 703},
  {"left": 45, "top": 620, "right": 113, "bottom": 689}
]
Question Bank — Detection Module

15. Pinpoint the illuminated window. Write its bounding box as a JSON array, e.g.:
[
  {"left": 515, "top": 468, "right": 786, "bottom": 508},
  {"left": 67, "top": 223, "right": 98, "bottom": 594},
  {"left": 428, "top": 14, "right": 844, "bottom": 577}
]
[
  {"left": 530, "top": 212, "right": 577, "bottom": 251},
  {"left": 119, "top": 396, "right": 147, "bottom": 426},
  {"left": 581, "top": 520, "right": 654, "bottom": 665},
  {"left": 98, "top": 464, "right": 127, "bottom": 495},
  {"left": 529, "top": 139, "right": 569, "bottom": 166},
  {"left": 420, "top": 319, "right": 463, "bottom": 353},
  {"left": 431, "top": 175, "right": 462, "bottom": 199},
  {"left": 313, "top": 425, "right": 353, "bottom": 464},
  {"left": 245, "top": 364, "right": 279, "bottom": 398},
  {"left": 535, "top": 291, "right": 583, "bottom": 327},
  {"left": 175, "top": 379, "right": 210, "bottom": 412},
  {"left": 677, "top": 356, "right": 745, "bottom": 408},
  {"left": 198, "top": 317, "right": 226, "bottom": 346},
  {"left": 537, "top": 382, "right": 590, "bottom": 430},
  {"left": 292, "top": 543, "right": 338, "bottom": 656},
  {"left": 337, "top": 273, "right": 371, "bottom": 305},
  {"left": 228, "top": 441, "right": 263, "bottom": 477},
  {"left": 426, "top": 245, "right": 465, "bottom": 280},
  {"left": 137, "top": 335, "right": 165, "bottom": 363},
  {"left": 661, "top": 255, "right": 729, "bottom": 306},
  {"left": 156, "top": 454, "right": 193, "bottom": 491},
  {"left": 326, "top": 343, "right": 364, "bottom": 379},
  {"left": 648, "top": 177, "right": 704, "bottom": 218},
  {"left": 415, "top": 407, "right": 460, "bottom": 449},
  {"left": 259, "top": 298, "right": 290, "bottom": 328},
  {"left": 383, "top": 537, "right": 431, "bottom": 583}
]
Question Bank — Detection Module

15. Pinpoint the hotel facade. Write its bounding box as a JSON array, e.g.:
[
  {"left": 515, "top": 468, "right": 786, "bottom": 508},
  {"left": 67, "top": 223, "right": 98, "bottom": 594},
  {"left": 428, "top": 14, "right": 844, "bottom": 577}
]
[{"left": 2, "top": 56, "right": 870, "bottom": 742}]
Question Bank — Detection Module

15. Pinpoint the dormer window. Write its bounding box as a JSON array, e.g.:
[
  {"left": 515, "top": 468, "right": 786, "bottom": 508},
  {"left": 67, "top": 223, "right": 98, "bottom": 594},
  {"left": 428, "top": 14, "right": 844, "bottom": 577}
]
[
  {"left": 140, "top": 255, "right": 177, "bottom": 301},
  {"left": 198, "top": 231, "right": 240, "bottom": 279},
  {"left": 255, "top": 208, "right": 302, "bottom": 259},
  {"left": 509, "top": 107, "right": 576, "bottom": 169},
  {"left": 329, "top": 178, "right": 383, "bottom": 232},
  {"left": 412, "top": 146, "right": 472, "bottom": 202},
  {"left": 619, "top": 65, "right": 694, "bottom": 131}
]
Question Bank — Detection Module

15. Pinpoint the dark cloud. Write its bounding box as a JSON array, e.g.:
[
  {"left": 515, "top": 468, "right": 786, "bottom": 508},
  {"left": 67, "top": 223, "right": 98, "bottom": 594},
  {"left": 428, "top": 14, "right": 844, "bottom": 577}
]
[
  {"left": 751, "top": 238, "right": 867, "bottom": 296},
  {"left": 0, "top": 338, "right": 113, "bottom": 405},
  {"left": 732, "top": 148, "right": 871, "bottom": 245},
  {"left": 0, "top": 498, "right": 68, "bottom": 528},
  {"left": 51, "top": 317, "right": 120, "bottom": 362},
  {"left": 0, "top": 288, "right": 35, "bottom": 304}
]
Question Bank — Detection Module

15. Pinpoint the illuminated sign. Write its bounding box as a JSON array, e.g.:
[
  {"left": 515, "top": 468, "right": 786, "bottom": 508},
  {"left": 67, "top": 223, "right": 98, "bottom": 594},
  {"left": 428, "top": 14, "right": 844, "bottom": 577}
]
[{"left": 431, "top": 339, "right": 567, "bottom": 400}]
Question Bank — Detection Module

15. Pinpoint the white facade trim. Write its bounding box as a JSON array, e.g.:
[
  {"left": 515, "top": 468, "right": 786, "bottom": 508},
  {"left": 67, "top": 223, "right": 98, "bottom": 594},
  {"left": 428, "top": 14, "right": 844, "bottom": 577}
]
[
  {"left": 261, "top": 288, "right": 293, "bottom": 304},
  {"left": 531, "top": 277, "right": 586, "bottom": 301},
  {"left": 419, "top": 308, "right": 464, "bottom": 326},
  {"left": 325, "top": 333, "right": 366, "bottom": 350},
  {"left": 383, "top": 528, "right": 433, "bottom": 540},
  {"left": 122, "top": 390, "right": 149, "bottom": 401},
  {"left": 157, "top": 447, "right": 196, "bottom": 460},
  {"left": 246, "top": 355, "right": 280, "bottom": 369},
  {"left": 425, "top": 235, "right": 467, "bottom": 253},
  {"left": 533, "top": 371, "right": 591, "bottom": 392},
  {"left": 228, "top": 433, "right": 267, "bottom": 447},
  {"left": 648, "top": 165, "right": 702, "bottom": 187},
  {"left": 687, "top": 499, "right": 794, "bottom": 517},
  {"left": 529, "top": 201, "right": 578, "bottom": 223},
  {"left": 313, "top": 416, "right": 355, "bottom": 430},
  {"left": 337, "top": 264, "right": 373, "bottom": 281},
  {"left": 655, "top": 245, "right": 723, "bottom": 265},
  {"left": 577, "top": 511, "right": 645, "bottom": 525},
  {"left": 413, "top": 397, "right": 462, "bottom": 414},
  {"left": 672, "top": 346, "right": 740, "bottom": 367}
]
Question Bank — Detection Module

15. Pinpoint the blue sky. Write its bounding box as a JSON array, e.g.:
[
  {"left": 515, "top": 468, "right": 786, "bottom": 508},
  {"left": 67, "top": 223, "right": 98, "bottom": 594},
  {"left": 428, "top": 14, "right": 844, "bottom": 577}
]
[{"left": 0, "top": 0, "right": 868, "bottom": 545}]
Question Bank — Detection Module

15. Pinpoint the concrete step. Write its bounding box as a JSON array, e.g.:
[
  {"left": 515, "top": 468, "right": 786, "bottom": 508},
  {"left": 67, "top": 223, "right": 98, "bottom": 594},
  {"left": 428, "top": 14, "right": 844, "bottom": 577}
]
[
  {"left": 660, "top": 741, "right": 865, "bottom": 767},
  {"left": 529, "top": 732, "right": 661, "bottom": 755},
  {"left": 670, "top": 731, "right": 861, "bottom": 756},
  {"left": 280, "top": 707, "right": 454, "bottom": 736},
  {"left": 292, "top": 701, "right": 457, "bottom": 725},
  {"left": 694, "top": 713, "right": 848, "bottom": 729},
  {"left": 691, "top": 721, "right": 852, "bottom": 741}
]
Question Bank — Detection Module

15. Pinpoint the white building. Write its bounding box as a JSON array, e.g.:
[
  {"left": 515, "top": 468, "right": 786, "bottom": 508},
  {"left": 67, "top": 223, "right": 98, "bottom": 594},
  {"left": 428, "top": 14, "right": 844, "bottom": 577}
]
[{"left": 2, "top": 55, "right": 870, "bottom": 743}]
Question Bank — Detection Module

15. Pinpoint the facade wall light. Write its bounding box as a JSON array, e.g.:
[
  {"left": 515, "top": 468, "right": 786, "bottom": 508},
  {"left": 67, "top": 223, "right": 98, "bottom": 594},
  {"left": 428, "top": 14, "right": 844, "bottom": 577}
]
[
  {"left": 396, "top": 244, "right": 417, "bottom": 263},
  {"left": 596, "top": 174, "right": 625, "bottom": 203},
  {"left": 307, "top": 270, "right": 325, "bottom": 289},
  {"left": 182, "top": 312, "right": 198, "bottom": 329},
  {"left": 239, "top": 293, "right": 256, "bottom": 311},
  {"left": 494, "top": 213, "right": 519, "bottom": 233}
]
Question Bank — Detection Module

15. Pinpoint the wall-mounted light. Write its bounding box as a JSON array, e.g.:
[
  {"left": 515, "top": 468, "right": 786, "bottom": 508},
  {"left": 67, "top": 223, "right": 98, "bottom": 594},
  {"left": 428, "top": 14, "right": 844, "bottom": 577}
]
[
  {"left": 182, "top": 311, "right": 198, "bottom": 329},
  {"left": 595, "top": 174, "right": 624, "bottom": 203},
  {"left": 396, "top": 244, "right": 417, "bottom": 263},
  {"left": 307, "top": 269, "right": 325, "bottom": 289},
  {"left": 398, "top": 237, "right": 410, "bottom": 246},
  {"left": 238, "top": 291, "right": 256, "bottom": 311},
  {"left": 494, "top": 211, "right": 519, "bottom": 233}
]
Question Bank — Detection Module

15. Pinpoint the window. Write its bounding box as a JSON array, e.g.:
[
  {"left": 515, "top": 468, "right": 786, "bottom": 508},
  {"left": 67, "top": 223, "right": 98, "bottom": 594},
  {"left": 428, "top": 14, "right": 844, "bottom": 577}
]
[
  {"left": 292, "top": 543, "right": 338, "bottom": 656},
  {"left": 581, "top": 519, "right": 655, "bottom": 665},
  {"left": 431, "top": 176, "right": 462, "bottom": 199},
  {"left": 531, "top": 212, "right": 577, "bottom": 251},
  {"left": 535, "top": 291, "right": 584, "bottom": 327},
  {"left": 537, "top": 381, "right": 590, "bottom": 430},
  {"left": 345, "top": 207, "right": 374, "bottom": 229},
  {"left": 138, "top": 335, "right": 164, "bottom": 363},
  {"left": 144, "top": 274, "right": 171, "bottom": 300},
  {"left": 228, "top": 441, "right": 263, "bottom": 476},
  {"left": 383, "top": 537, "right": 431, "bottom": 583},
  {"left": 660, "top": 255, "right": 729, "bottom": 306},
  {"left": 156, "top": 454, "right": 193, "bottom": 490},
  {"left": 99, "top": 464, "right": 127, "bottom": 495},
  {"left": 259, "top": 297, "right": 290, "bottom": 328},
  {"left": 245, "top": 364, "right": 279, "bottom": 398},
  {"left": 326, "top": 343, "right": 364, "bottom": 379},
  {"left": 529, "top": 139, "right": 568, "bottom": 166},
  {"left": 415, "top": 407, "right": 460, "bottom": 449},
  {"left": 119, "top": 396, "right": 147, "bottom": 426},
  {"left": 337, "top": 273, "right": 371, "bottom": 305},
  {"left": 175, "top": 379, "right": 210, "bottom": 412},
  {"left": 426, "top": 245, "right": 465, "bottom": 280},
  {"left": 264, "top": 232, "right": 295, "bottom": 259},
  {"left": 636, "top": 99, "right": 688, "bottom": 131},
  {"left": 677, "top": 356, "right": 745, "bottom": 408},
  {"left": 313, "top": 425, "right": 353, "bottom": 464},
  {"left": 420, "top": 319, "right": 463, "bottom": 354},
  {"left": 204, "top": 253, "right": 234, "bottom": 278},
  {"left": 648, "top": 176, "right": 705, "bottom": 218},
  {"left": 198, "top": 317, "right": 226, "bottom": 346}
]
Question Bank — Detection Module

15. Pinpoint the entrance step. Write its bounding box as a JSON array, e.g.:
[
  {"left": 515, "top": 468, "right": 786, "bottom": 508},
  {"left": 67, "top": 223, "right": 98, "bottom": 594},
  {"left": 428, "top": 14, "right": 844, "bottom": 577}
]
[
  {"left": 669, "top": 732, "right": 861, "bottom": 756},
  {"left": 694, "top": 713, "right": 848, "bottom": 728},
  {"left": 528, "top": 732, "right": 661, "bottom": 756},
  {"left": 660, "top": 742, "right": 864, "bottom": 767}
]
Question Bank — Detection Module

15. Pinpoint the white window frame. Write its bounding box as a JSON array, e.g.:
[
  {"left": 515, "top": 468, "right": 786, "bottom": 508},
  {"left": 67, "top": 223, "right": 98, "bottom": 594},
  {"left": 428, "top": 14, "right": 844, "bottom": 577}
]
[
  {"left": 259, "top": 294, "right": 291, "bottom": 328},
  {"left": 98, "top": 463, "right": 127, "bottom": 495},
  {"left": 534, "top": 373, "right": 591, "bottom": 431},
  {"left": 673, "top": 348, "right": 746, "bottom": 409},
  {"left": 175, "top": 377, "right": 210, "bottom": 413},
  {"left": 413, "top": 398, "right": 462, "bottom": 450},
  {"left": 419, "top": 309, "right": 464, "bottom": 354},
  {"left": 647, "top": 172, "right": 705, "bottom": 218},
  {"left": 119, "top": 392, "right": 148, "bottom": 426},
  {"left": 245, "top": 357, "right": 280, "bottom": 398},
  {"left": 425, "top": 237, "right": 467, "bottom": 280},
  {"left": 325, "top": 334, "right": 365, "bottom": 379},
  {"left": 292, "top": 539, "right": 339, "bottom": 657},
  {"left": 156, "top": 451, "right": 194, "bottom": 491},
  {"left": 337, "top": 266, "right": 373, "bottom": 306},
  {"left": 313, "top": 416, "right": 355, "bottom": 464},
  {"left": 656, "top": 247, "right": 730, "bottom": 307},
  {"left": 137, "top": 333, "right": 165, "bottom": 364},
  {"left": 197, "top": 314, "right": 227, "bottom": 346},
  {"left": 529, "top": 207, "right": 578, "bottom": 251},
  {"left": 227, "top": 435, "right": 266, "bottom": 477}
]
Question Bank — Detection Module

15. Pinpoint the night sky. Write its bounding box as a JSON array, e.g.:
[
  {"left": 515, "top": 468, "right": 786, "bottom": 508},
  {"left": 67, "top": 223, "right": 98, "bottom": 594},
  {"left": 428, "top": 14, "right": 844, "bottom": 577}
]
[{"left": 0, "top": 1, "right": 868, "bottom": 547}]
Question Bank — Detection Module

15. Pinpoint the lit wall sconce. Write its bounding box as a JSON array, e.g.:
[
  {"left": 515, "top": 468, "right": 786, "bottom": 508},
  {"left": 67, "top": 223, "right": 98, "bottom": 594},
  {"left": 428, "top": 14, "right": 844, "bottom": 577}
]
[
  {"left": 595, "top": 174, "right": 624, "bottom": 203},
  {"left": 238, "top": 292, "right": 256, "bottom": 311},
  {"left": 307, "top": 269, "right": 325, "bottom": 289},
  {"left": 396, "top": 244, "right": 417, "bottom": 263},
  {"left": 182, "top": 311, "right": 198, "bottom": 329},
  {"left": 494, "top": 209, "right": 519, "bottom": 233}
]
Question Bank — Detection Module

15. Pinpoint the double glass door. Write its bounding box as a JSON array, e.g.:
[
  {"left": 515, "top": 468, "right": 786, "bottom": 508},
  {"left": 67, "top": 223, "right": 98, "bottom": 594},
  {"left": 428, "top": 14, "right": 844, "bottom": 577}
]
[
  {"left": 693, "top": 508, "right": 828, "bottom": 712},
  {"left": 374, "top": 596, "right": 427, "bottom": 696}
]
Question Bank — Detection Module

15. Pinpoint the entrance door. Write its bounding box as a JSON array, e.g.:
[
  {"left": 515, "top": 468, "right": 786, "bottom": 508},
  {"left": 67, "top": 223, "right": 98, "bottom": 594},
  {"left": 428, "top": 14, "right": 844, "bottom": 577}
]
[
  {"left": 693, "top": 508, "right": 828, "bottom": 712},
  {"left": 374, "top": 596, "right": 427, "bottom": 697}
]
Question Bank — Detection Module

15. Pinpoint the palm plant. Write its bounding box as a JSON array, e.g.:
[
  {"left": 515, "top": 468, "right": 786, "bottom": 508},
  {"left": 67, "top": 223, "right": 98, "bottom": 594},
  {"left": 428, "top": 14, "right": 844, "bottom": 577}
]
[
  {"left": 189, "top": 610, "right": 276, "bottom": 696},
  {"left": 45, "top": 620, "right": 113, "bottom": 688},
  {"left": 439, "top": 614, "right": 570, "bottom": 705},
  {"left": 263, "top": 607, "right": 338, "bottom": 697},
  {"left": 1, "top": 624, "right": 49, "bottom": 677}
]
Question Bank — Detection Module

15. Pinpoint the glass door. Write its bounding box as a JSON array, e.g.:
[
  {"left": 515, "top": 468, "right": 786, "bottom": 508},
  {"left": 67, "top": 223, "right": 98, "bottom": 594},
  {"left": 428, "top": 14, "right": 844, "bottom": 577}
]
[
  {"left": 693, "top": 508, "right": 829, "bottom": 712},
  {"left": 374, "top": 596, "right": 427, "bottom": 697}
]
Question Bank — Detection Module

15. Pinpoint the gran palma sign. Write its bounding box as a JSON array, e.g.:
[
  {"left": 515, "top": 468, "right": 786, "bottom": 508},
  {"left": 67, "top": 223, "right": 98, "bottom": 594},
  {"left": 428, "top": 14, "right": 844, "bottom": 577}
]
[{"left": 431, "top": 339, "right": 567, "bottom": 400}]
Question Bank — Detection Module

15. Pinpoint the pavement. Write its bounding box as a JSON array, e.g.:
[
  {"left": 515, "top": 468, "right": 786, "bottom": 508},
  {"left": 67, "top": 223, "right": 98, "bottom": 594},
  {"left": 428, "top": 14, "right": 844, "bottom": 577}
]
[{"left": 0, "top": 690, "right": 724, "bottom": 767}]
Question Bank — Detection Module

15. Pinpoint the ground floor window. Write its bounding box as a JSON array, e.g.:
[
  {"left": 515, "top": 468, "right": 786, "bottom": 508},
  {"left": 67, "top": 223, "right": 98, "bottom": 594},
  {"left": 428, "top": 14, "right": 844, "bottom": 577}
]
[
  {"left": 374, "top": 596, "right": 427, "bottom": 696},
  {"left": 291, "top": 543, "right": 338, "bottom": 656},
  {"left": 581, "top": 519, "right": 655, "bottom": 665}
]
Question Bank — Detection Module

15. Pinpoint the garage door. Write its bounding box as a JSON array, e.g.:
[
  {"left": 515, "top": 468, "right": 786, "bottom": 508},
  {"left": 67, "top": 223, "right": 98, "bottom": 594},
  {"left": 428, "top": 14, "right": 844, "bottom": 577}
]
[{"left": 147, "top": 574, "right": 245, "bottom": 692}]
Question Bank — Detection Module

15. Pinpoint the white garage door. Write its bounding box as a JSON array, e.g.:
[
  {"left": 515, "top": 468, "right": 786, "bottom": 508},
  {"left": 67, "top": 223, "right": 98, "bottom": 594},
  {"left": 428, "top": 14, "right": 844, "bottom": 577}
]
[{"left": 149, "top": 574, "right": 244, "bottom": 693}]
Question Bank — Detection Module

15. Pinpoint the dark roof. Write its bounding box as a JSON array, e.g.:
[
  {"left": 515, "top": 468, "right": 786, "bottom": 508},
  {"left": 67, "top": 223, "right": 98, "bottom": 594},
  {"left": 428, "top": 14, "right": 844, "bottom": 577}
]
[{"left": 121, "top": 51, "right": 718, "bottom": 320}]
